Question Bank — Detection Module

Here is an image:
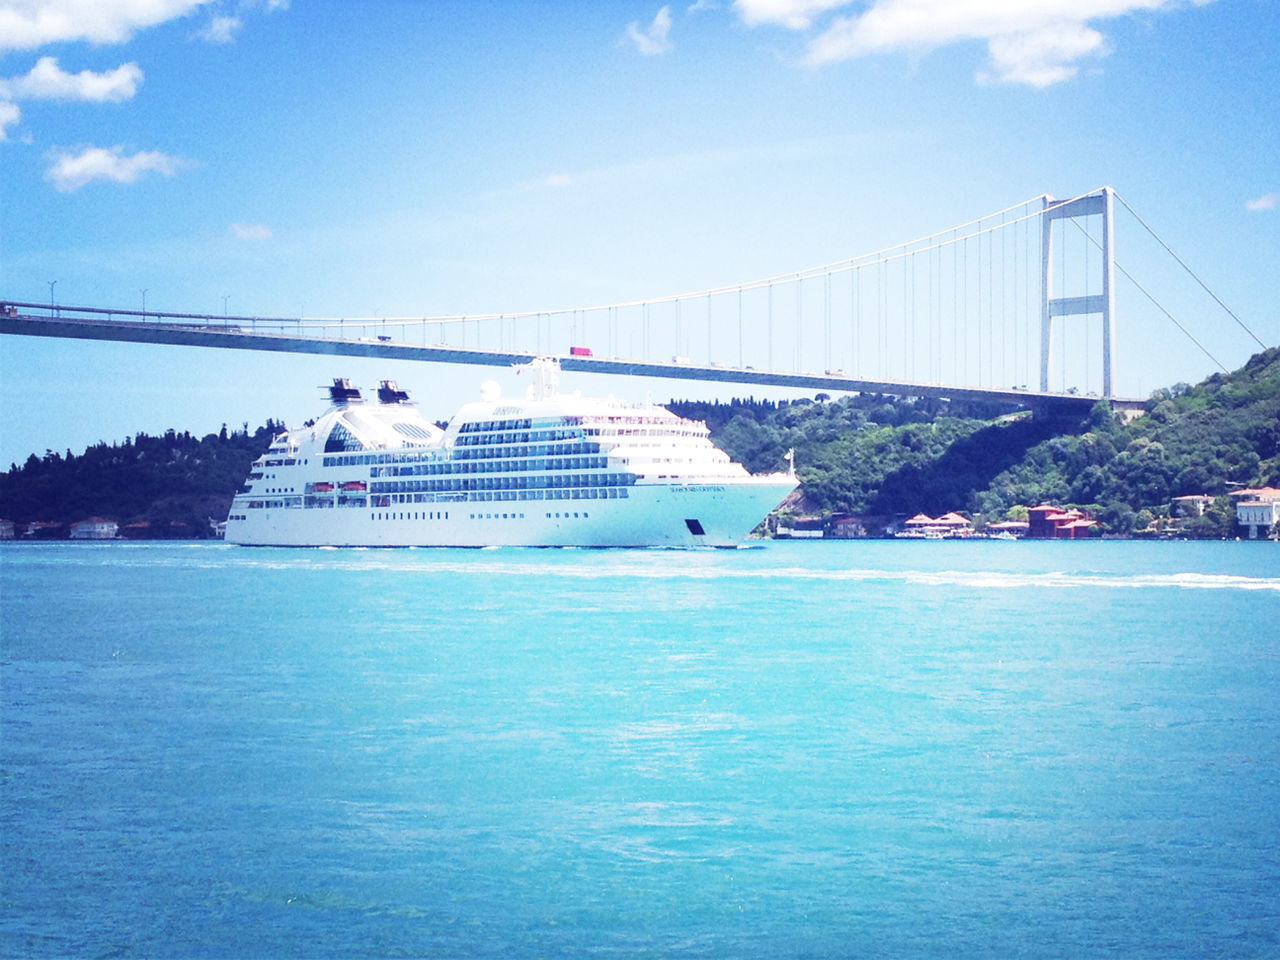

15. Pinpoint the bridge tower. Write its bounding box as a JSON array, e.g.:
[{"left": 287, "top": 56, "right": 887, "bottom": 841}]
[{"left": 1040, "top": 186, "right": 1116, "bottom": 397}]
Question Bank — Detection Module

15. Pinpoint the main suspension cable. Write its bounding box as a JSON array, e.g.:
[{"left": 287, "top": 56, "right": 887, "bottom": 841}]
[{"left": 1114, "top": 191, "right": 1266, "bottom": 349}]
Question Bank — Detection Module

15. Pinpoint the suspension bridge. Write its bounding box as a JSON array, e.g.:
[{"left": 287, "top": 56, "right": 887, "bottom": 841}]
[{"left": 2, "top": 186, "right": 1264, "bottom": 416}]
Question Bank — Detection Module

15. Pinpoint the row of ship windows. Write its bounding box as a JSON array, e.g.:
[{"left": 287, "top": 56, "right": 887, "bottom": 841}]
[
  {"left": 459, "top": 417, "right": 559, "bottom": 433},
  {"left": 319, "top": 442, "right": 591, "bottom": 469},
  {"left": 456, "top": 429, "right": 582, "bottom": 447},
  {"left": 370, "top": 470, "right": 631, "bottom": 492},
  {"left": 459, "top": 414, "right": 687, "bottom": 434},
  {"left": 441, "top": 442, "right": 600, "bottom": 462},
  {"left": 241, "top": 488, "right": 632, "bottom": 510},
  {"left": 366, "top": 510, "right": 594, "bottom": 522},
  {"left": 387, "top": 489, "right": 626, "bottom": 503},
  {"left": 376, "top": 454, "right": 607, "bottom": 477},
  {"left": 325, "top": 451, "right": 446, "bottom": 467},
  {"left": 460, "top": 420, "right": 530, "bottom": 432},
  {"left": 455, "top": 427, "right": 701, "bottom": 447}
]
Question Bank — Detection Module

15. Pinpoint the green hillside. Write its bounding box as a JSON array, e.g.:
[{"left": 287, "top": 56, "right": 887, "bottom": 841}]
[
  {"left": 1, "top": 423, "right": 277, "bottom": 537},
  {"left": 675, "top": 346, "right": 1280, "bottom": 536}
]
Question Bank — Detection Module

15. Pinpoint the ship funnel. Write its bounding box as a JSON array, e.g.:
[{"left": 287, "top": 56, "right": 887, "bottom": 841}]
[
  {"left": 377, "top": 380, "right": 411, "bottom": 404},
  {"left": 327, "top": 378, "right": 362, "bottom": 405}
]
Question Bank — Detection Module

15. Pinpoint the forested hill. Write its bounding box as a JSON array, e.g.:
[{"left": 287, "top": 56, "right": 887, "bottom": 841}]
[
  {"left": 0, "top": 423, "right": 278, "bottom": 537},
  {"left": 670, "top": 345, "right": 1280, "bottom": 536}
]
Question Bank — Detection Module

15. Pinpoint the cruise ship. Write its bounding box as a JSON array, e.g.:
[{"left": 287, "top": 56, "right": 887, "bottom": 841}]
[{"left": 225, "top": 359, "right": 797, "bottom": 547}]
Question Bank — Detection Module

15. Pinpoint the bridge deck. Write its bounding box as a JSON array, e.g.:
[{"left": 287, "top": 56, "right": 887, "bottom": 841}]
[{"left": 2, "top": 305, "right": 1111, "bottom": 415}]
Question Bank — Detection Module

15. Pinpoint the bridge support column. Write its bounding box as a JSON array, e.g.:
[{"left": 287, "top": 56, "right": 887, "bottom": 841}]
[
  {"left": 1040, "top": 186, "right": 1116, "bottom": 398},
  {"left": 1101, "top": 185, "right": 1116, "bottom": 398},
  {"left": 1040, "top": 194, "right": 1054, "bottom": 394}
]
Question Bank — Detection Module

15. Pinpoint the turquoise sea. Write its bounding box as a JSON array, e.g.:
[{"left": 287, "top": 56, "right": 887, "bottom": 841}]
[{"left": 2, "top": 540, "right": 1278, "bottom": 958}]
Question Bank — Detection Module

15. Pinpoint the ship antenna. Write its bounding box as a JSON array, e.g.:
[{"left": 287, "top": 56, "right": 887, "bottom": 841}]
[{"left": 521, "top": 356, "right": 560, "bottom": 401}]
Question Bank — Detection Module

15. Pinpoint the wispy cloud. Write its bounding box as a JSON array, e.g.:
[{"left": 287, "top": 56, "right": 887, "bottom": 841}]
[
  {"left": 627, "top": 5, "right": 674, "bottom": 55},
  {"left": 736, "top": 0, "right": 1212, "bottom": 87},
  {"left": 0, "top": 0, "right": 214, "bottom": 53},
  {"left": 194, "top": 14, "right": 241, "bottom": 44},
  {"left": 735, "top": 0, "right": 848, "bottom": 30},
  {"left": 229, "top": 222, "right": 273, "bottom": 240},
  {"left": 0, "top": 100, "right": 19, "bottom": 141},
  {"left": 544, "top": 173, "right": 572, "bottom": 188},
  {"left": 0, "top": 57, "right": 143, "bottom": 103},
  {"left": 45, "top": 144, "right": 188, "bottom": 192},
  {"left": 1245, "top": 193, "right": 1278, "bottom": 212}
]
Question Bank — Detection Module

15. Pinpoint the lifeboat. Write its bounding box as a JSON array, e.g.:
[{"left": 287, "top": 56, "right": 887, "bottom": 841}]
[
  {"left": 341, "top": 480, "right": 367, "bottom": 492},
  {"left": 310, "top": 482, "right": 334, "bottom": 493}
]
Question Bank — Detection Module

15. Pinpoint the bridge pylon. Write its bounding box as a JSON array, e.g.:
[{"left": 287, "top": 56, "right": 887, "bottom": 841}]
[{"left": 1040, "top": 186, "right": 1116, "bottom": 397}]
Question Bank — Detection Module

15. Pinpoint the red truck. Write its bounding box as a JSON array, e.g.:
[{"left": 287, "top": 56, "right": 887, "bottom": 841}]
[{"left": 569, "top": 346, "right": 592, "bottom": 357}]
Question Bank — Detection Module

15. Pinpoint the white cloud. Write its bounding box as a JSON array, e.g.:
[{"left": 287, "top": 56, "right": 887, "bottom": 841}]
[
  {"left": 0, "top": 0, "right": 214, "bottom": 53},
  {"left": 627, "top": 5, "right": 673, "bottom": 55},
  {"left": 44, "top": 144, "right": 186, "bottom": 192},
  {"left": 1246, "top": 193, "right": 1279, "bottom": 212},
  {"left": 544, "top": 173, "right": 572, "bottom": 188},
  {"left": 0, "top": 100, "right": 19, "bottom": 141},
  {"left": 0, "top": 57, "right": 143, "bottom": 103},
  {"left": 979, "top": 22, "right": 1108, "bottom": 87},
  {"left": 734, "top": 0, "right": 849, "bottom": 30},
  {"left": 229, "top": 222, "right": 272, "bottom": 240},
  {"left": 736, "top": 0, "right": 1208, "bottom": 86},
  {"left": 194, "top": 14, "right": 240, "bottom": 43},
  {"left": 688, "top": 0, "right": 719, "bottom": 12}
]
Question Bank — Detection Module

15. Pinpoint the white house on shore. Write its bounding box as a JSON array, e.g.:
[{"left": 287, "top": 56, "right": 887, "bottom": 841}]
[
  {"left": 1233, "top": 488, "right": 1280, "bottom": 540},
  {"left": 69, "top": 517, "right": 119, "bottom": 540}
]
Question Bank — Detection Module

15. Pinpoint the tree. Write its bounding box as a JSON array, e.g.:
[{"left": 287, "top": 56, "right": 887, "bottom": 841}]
[{"left": 1183, "top": 496, "right": 1236, "bottom": 539}]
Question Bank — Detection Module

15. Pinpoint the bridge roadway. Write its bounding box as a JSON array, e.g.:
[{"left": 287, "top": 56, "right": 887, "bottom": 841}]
[{"left": 1, "top": 303, "right": 1123, "bottom": 416}]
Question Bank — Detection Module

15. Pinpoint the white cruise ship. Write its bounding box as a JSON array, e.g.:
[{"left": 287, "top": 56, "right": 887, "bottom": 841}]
[{"left": 225, "top": 359, "right": 797, "bottom": 547}]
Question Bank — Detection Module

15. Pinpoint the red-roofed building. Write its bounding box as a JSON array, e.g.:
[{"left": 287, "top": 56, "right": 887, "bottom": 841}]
[
  {"left": 1026, "top": 505, "right": 1098, "bottom": 539},
  {"left": 896, "top": 511, "right": 973, "bottom": 538}
]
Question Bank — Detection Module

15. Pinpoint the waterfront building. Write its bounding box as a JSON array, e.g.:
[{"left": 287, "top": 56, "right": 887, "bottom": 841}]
[
  {"left": 1233, "top": 487, "right": 1280, "bottom": 540},
  {"left": 1026, "top": 505, "right": 1099, "bottom": 539},
  {"left": 829, "top": 513, "right": 865, "bottom": 538},
  {"left": 776, "top": 516, "right": 825, "bottom": 539},
  {"left": 897, "top": 511, "right": 973, "bottom": 539},
  {"left": 70, "top": 517, "right": 119, "bottom": 540}
]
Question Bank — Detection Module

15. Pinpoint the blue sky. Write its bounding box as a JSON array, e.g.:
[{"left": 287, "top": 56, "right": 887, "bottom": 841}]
[{"left": 1, "top": 0, "right": 1277, "bottom": 467}]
